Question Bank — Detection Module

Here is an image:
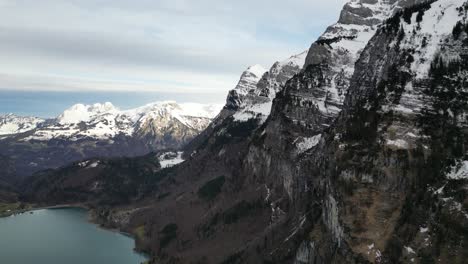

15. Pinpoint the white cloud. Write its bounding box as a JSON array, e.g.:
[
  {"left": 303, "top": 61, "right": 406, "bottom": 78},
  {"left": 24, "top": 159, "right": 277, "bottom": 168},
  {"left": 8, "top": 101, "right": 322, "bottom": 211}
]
[{"left": 0, "top": 0, "right": 347, "bottom": 95}]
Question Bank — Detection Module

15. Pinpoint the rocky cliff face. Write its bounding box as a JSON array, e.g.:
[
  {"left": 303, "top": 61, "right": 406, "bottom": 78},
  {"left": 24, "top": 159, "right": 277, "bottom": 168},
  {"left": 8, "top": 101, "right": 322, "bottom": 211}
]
[
  {"left": 165, "top": 0, "right": 468, "bottom": 263},
  {"left": 261, "top": 0, "right": 468, "bottom": 263},
  {"left": 306, "top": 1, "right": 468, "bottom": 262}
]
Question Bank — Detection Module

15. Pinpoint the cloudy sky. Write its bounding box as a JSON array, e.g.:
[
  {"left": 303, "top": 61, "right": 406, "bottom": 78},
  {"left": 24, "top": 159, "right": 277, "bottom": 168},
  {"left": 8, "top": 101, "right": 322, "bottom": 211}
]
[{"left": 0, "top": 0, "right": 346, "bottom": 115}]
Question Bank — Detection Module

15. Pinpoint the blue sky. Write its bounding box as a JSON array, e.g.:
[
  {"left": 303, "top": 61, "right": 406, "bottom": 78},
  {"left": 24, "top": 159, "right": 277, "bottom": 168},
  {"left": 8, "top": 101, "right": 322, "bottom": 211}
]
[{"left": 0, "top": 0, "right": 347, "bottom": 117}]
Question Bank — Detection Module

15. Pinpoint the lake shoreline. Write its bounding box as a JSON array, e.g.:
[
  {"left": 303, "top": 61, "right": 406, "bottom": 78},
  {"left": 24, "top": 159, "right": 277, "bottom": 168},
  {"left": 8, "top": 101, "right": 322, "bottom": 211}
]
[
  {"left": 44, "top": 205, "right": 150, "bottom": 262},
  {"left": 0, "top": 203, "right": 88, "bottom": 218},
  {"left": 0, "top": 204, "right": 149, "bottom": 264},
  {"left": 2, "top": 203, "right": 149, "bottom": 262}
]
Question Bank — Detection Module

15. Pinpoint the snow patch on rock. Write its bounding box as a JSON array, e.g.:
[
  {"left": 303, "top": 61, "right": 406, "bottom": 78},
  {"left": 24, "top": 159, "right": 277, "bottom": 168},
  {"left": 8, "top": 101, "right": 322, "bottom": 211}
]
[
  {"left": 295, "top": 134, "right": 322, "bottom": 154},
  {"left": 233, "top": 101, "right": 272, "bottom": 122},
  {"left": 447, "top": 160, "right": 468, "bottom": 180},
  {"left": 158, "top": 151, "right": 185, "bottom": 168},
  {"left": 386, "top": 139, "right": 410, "bottom": 149}
]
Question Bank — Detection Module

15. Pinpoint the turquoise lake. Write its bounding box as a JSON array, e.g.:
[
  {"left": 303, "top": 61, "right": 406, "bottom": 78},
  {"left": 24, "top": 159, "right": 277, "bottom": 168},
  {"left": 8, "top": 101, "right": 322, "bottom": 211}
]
[{"left": 0, "top": 208, "right": 147, "bottom": 264}]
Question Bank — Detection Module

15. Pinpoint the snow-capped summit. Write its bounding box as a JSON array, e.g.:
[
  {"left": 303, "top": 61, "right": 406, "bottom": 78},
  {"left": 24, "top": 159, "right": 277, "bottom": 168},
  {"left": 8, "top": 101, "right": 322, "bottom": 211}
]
[
  {"left": 124, "top": 101, "right": 223, "bottom": 132},
  {"left": 233, "top": 64, "right": 267, "bottom": 96},
  {"left": 312, "top": 0, "right": 396, "bottom": 63},
  {"left": 258, "top": 50, "right": 308, "bottom": 99},
  {"left": 246, "top": 64, "right": 268, "bottom": 79},
  {"left": 127, "top": 101, "right": 221, "bottom": 120},
  {"left": 227, "top": 50, "right": 308, "bottom": 122},
  {"left": 58, "top": 102, "right": 118, "bottom": 125}
]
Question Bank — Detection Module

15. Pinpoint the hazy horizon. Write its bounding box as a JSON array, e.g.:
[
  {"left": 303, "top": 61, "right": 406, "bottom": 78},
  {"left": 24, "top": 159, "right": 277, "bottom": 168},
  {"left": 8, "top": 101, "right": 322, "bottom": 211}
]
[{"left": 0, "top": 90, "right": 226, "bottom": 118}]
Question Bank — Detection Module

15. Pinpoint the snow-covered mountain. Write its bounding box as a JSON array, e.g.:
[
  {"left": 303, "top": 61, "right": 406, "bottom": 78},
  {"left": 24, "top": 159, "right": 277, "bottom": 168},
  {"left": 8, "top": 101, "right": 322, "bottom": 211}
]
[
  {"left": 20, "top": 101, "right": 222, "bottom": 141},
  {"left": 184, "top": 50, "right": 308, "bottom": 153},
  {"left": 227, "top": 51, "right": 308, "bottom": 122},
  {"left": 0, "top": 101, "right": 222, "bottom": 177},
  {"left": 0, "top": 114, "right": 44, "bottom": 136}
]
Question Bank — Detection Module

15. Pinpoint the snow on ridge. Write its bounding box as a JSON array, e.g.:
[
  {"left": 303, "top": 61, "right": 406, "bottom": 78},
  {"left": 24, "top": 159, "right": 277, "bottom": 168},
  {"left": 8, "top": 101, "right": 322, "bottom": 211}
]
[
  {"left": 278, "top": 50, "right": 308, "bottom": 68},
  {"left": 399, "top": 0, "right": 463, "bottom": 79},
  {"left": 124, "top": 101, "right": 223, "bottom": 131},
  {"left": 57, "top": 101, "right": 222, "bottom": 126},
  {"left": 232, "top": 65, "right": 268, "bottom": 96},
  {"left": 233, "top": 101, "right": 272, "bottom": 122},
  {"left": 230, "top": 49, "right": 309, "bottom": 123},
  {"left": 58, "top": 102, "right": 118, "bottom": 125},
  {"left": 0, "top": 114, "right": 45, "bottom": 136},
  {"left": 177, "top": 103, "right": 223, "bottom": 119},
  {"left": 295, "top": 0, "right": 417, "bottom": 119},
  {"left": 246, "top": 64, "right": 267, "bottom": 78},
  {"left": 124, "top": 101, "right": 222, "bottom": 120},
  {"left": 318, "top": 0, "right": 410, "bottom": 60}
]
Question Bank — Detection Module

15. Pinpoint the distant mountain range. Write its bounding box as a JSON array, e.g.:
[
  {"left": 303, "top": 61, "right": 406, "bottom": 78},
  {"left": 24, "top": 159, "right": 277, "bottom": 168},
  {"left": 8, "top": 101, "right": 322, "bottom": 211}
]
[{"left": 0, "top": 101, "right": 222, "bottom": 179}]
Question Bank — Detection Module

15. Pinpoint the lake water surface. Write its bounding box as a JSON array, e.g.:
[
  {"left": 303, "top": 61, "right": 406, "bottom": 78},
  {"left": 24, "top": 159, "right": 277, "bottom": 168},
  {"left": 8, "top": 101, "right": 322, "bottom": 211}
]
[{"left": 0, "top": 208, "right": 147, "bottom": 264}]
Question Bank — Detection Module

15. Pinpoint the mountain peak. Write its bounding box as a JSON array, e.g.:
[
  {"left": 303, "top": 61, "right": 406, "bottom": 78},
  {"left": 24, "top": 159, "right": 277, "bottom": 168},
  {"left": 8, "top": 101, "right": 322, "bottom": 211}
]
[
  {"left": 229, "top": 65, "right": 268, "bottom": 99},
  {"left": 246, "top": 64, "right": 267, "bottom": 77},
  {"left": 58, "top": 102, "right": 119, "bottom": 125}
]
